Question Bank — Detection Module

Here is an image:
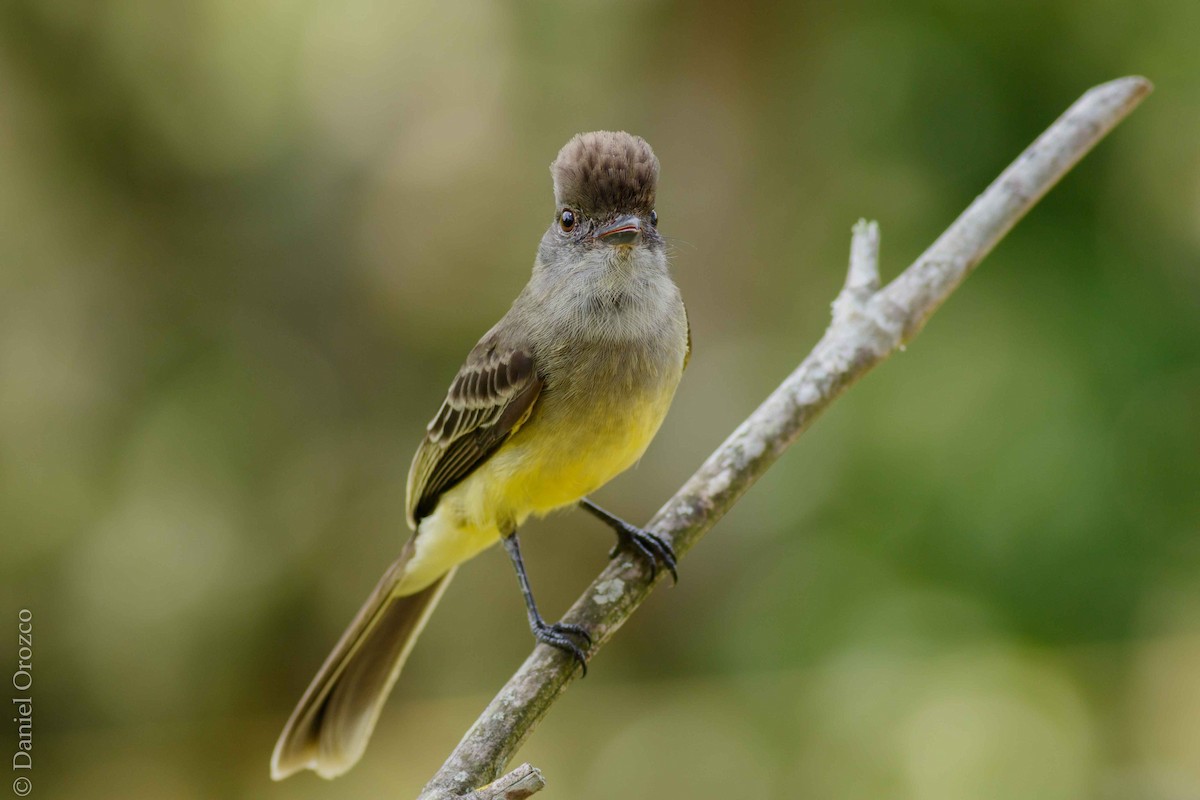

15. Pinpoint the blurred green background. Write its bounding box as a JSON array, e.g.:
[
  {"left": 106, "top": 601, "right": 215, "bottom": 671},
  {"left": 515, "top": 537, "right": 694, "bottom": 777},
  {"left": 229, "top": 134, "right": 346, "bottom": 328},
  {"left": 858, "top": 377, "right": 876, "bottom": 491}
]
[{"left": 2, "top": 0, "right": 1198, "bottom": 798}]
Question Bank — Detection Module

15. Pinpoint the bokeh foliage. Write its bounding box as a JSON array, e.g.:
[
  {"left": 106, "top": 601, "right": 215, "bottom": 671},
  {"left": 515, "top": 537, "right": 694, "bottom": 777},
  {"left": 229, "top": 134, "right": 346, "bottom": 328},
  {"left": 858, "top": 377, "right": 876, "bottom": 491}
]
[{"left": 1, "top": 1, "right": 1197, "bottom": 798}]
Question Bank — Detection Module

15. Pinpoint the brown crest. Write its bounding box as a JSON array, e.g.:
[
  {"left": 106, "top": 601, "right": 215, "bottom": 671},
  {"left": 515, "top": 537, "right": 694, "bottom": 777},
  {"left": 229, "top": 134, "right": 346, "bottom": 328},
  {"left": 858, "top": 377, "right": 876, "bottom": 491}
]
[{"left": 551, "top": 131, "right": 659, "bottom": 215}]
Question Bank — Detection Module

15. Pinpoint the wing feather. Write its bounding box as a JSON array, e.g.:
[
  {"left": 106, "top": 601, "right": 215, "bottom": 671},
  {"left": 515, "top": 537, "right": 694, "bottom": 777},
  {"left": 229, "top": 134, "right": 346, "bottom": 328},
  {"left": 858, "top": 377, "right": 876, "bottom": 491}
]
[{"left": 405, "top": 336, "right": 541, "bottom": 528}]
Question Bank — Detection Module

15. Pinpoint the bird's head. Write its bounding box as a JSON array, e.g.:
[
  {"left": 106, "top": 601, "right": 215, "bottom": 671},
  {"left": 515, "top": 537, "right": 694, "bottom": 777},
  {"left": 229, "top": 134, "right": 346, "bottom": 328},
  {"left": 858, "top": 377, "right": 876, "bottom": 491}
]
[{"left": 543, "top": 131, "right": 663, "bottom": 262}]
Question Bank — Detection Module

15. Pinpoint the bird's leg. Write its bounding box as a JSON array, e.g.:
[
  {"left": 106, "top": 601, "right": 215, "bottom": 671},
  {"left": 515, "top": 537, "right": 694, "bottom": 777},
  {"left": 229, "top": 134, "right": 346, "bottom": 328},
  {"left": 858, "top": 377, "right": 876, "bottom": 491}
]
[
  {"left": 579, "top": 498, "right": 678, "bottom": 584},
  {"left": 501, "top": 532, "right": 592, "bottom": 675}
]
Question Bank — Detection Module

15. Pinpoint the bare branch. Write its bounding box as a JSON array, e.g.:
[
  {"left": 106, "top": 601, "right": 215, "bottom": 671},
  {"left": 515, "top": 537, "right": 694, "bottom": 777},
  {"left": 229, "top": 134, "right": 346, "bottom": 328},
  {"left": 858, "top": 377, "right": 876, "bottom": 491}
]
[
  {"left": 416, "top": 75, "right": 1152, "bottom": 800},
  {"left": 836, "top": 218, "right": 881, "bottom": 313},
  {"left": 459, "top": 764, "right": 544, "bottom": 800}
]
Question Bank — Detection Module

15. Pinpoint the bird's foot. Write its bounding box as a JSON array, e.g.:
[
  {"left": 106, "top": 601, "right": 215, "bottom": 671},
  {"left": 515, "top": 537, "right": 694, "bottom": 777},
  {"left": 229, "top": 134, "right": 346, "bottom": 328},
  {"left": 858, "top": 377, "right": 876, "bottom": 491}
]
[
  {"left": 609, "top": 523, "right": 679, "bottom": 584},
  {"left": 532, "top": 620, "right": 592, "bottom": 676}
]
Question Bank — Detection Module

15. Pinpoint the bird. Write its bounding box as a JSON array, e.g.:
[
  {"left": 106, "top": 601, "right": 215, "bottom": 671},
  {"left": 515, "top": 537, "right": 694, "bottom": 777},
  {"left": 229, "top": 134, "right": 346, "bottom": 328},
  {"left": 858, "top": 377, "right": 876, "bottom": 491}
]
[{"left": 271, "top": 131, "right": 690, "bottom": 780}]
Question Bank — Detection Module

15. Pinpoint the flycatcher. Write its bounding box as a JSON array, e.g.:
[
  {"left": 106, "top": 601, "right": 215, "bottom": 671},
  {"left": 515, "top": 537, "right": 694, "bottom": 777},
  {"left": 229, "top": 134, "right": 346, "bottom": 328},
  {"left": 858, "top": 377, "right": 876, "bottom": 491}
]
[{"left": 271, "top": 131, "right": 690, "bottom": 780}]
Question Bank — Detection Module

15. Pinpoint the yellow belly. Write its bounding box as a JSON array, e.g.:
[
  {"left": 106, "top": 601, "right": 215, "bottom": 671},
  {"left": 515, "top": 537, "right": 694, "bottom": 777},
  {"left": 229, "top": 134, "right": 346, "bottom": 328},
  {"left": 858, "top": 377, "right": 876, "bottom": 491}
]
[
  {"left": 496, "top": 408, "right": 664, "bottom": 515},
  {"left": 394, "top": 383, "right": 675, "bottom": 595}
]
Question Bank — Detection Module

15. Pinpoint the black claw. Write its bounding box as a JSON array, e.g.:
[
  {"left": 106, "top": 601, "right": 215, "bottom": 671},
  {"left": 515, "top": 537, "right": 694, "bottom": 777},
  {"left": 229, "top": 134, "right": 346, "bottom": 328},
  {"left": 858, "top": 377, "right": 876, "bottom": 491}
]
[
  {"left": 581, "top": 498, "right": 679, "bottom": 585},
  {"left": 533, "top": 622, "right": 591, "bottom": 676},
  {"left": 549, "top": 622, "right": 593, "bottom": 645},
  {"left": 613, "top": 523, "right": 679, "bottom": 585}
]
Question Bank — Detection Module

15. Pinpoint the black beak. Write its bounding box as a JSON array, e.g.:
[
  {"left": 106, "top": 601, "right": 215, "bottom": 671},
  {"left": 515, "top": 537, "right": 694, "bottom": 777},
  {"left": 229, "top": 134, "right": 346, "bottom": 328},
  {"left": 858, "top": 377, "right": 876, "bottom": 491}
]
[{"left": 594, "top": 214, "right": 642, "bottom": 246}]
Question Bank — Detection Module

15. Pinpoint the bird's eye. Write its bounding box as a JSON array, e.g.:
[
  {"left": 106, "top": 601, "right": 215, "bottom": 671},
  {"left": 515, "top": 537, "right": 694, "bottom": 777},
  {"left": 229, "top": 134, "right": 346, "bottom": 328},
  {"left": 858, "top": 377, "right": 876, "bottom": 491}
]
[
  {"left": 650, "top": 209, "right": 658, "bottom": 227},
  {"left": 560, "top": 209, "right": 576, "bottom": 231}
]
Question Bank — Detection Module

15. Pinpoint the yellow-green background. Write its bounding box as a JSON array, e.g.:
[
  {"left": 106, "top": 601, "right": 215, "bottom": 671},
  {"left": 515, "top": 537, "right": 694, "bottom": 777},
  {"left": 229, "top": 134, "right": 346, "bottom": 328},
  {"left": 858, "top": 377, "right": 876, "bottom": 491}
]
[{"left": 2, "top": 1, "right": 1198, "bottom": 798}]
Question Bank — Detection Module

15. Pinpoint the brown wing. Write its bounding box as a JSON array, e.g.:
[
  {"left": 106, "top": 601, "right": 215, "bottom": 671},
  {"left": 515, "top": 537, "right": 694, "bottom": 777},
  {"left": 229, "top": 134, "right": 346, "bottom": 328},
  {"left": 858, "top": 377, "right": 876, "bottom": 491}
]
[{"left": 405, "top": 337, "right": 542, "bottom": 528}]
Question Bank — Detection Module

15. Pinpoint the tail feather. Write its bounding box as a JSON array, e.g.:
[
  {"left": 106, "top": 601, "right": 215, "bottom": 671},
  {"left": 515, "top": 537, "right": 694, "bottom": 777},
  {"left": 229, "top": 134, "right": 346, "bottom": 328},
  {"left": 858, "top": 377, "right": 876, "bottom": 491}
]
[{"left": 271, "top": 555, "right": 455, "bottom": 780}]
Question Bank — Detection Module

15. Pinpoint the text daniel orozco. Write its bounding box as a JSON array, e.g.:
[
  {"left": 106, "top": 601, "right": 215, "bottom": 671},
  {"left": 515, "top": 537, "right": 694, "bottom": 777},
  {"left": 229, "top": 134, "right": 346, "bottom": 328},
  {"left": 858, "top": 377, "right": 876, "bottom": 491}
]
[{"left": 12, "top": 610, "right": 32, "bottom": 797}]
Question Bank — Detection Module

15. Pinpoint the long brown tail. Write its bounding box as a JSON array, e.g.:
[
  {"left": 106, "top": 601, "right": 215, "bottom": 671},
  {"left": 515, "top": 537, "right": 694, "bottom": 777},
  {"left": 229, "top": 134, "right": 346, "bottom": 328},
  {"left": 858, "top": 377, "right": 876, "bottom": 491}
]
[{"left": 271, "top": 554, "right": 455, "bottom": 780}]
